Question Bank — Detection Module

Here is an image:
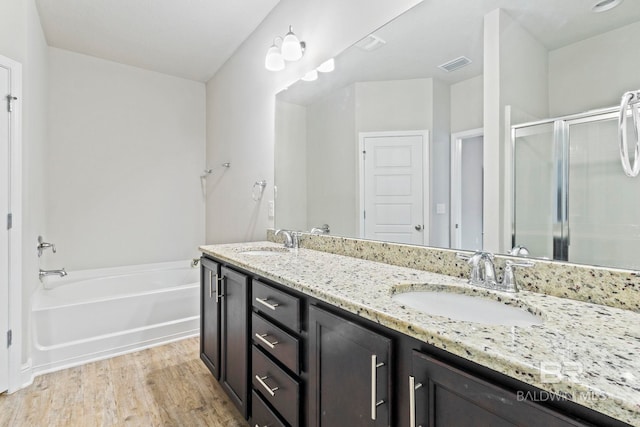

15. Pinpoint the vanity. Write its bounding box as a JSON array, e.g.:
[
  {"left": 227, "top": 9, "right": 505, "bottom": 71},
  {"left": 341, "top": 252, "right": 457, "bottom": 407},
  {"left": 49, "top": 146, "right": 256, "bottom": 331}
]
[{"left": 199, "top": 238, "right": 638, "bottom": 427}]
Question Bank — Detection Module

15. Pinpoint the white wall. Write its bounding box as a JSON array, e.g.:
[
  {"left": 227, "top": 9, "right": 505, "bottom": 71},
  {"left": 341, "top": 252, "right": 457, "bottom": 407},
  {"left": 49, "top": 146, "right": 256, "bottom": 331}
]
[
  {"left": 307, "top": 85, "right": 356, "bottom": 236},
  {"left": 274, "top": 99, "right": 307, "bottom": 231},
  {"left": 205, "top": 0, "right": 422, "bottom": 244},
  {"left": 0, "top": 0, "right": 49, "bottom": 374},
  {"left": 450, "top": 75, "right": 483, "bottom": 133},
  {"left": 47, "top": 48, "right": 205, "bottom": 271},
  {"left": 484, "top": 9, "right": 548, "bottom": 253},
  {"left": 430, "top": 78, "right": 451, "bottom": 247},
  {"left": 549, "top": 21, "right": 640, "bottom": 117},
  {"left": 355, "top": 79, "right": 432, "bottom": 132}
]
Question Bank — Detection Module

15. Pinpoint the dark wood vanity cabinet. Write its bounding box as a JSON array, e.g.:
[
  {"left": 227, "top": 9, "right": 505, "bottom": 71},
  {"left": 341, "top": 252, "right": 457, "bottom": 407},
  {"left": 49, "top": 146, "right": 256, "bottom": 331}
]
[
  {"left": 200, "top": 255, "right": 630, "bottom": 427},
  {"left": 200, "top": 258, "right": 221, "bottom": 379},
  {"left": 409, "top": 350, "right": 590, "bottom": 427},
  {"left": 308, "top": 305, "right": 392, "bottom": 427},
  {"left": 199, "top": 259, "right": 249, "bottom": 418},
  {"left": 251, "top": 279, "right": 303, "bottom": 427}
]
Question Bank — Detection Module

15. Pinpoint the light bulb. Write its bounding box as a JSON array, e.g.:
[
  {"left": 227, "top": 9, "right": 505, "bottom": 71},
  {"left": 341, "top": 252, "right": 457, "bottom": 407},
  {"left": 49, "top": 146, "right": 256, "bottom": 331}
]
[
  {"left": 265, "top": 43, "right": 284, "bottom": 71},
  {"left": 281, "top": 26, "right": 303, "bottom": 61},
  {"left": 301, "top": 70, "right": 318, "bottom": 82},
  {"left": 317, "top": 58, "right": 335, "bottom": 73}
]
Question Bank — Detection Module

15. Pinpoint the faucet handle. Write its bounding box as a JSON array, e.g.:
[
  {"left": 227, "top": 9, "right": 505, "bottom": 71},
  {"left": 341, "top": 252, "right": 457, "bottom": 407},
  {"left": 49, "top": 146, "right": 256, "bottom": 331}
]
[
  {"left": 500, "top": 260, "right": 535, "bottom": 292},
  {"left": 37, "top": 235, "right": 57, "bottom": 257}
]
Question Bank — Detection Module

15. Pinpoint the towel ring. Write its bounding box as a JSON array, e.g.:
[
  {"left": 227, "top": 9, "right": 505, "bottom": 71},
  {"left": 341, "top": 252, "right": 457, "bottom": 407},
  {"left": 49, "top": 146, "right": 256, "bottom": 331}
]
[{"left": 618, "top": 91, "right": 640, "bottom": 177}]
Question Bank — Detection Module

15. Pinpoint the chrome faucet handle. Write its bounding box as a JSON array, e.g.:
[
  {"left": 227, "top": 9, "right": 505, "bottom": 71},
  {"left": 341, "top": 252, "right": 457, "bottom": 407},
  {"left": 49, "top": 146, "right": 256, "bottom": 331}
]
[
  {"left": 37, "top": 235, "right": 57, "bottom": 257},
  {"left": 509, "top": 245, "right": 530, "bottom": 257},
  {"left": 290, "top": 231, "right": 300, "bottom": 249},
  {"left": 499, "top": 260, "right": 535, "bottom": 292}
]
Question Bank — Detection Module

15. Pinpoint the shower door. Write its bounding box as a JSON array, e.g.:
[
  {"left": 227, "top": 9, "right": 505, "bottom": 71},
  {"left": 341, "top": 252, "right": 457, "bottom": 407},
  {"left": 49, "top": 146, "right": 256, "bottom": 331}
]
[
  {"left": 513, "top": 108, "right": 640, "bottom": 269},
  {"left": 512, "top": 121, "right": 559, "bottom": 260}
]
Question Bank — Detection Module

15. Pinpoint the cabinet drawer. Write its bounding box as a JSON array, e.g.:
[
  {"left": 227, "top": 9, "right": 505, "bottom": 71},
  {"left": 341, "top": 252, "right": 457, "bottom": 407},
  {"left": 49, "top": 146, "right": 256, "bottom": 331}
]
[
  {"left": 252, "top": 280, "right": 300, "bottom": 332},
  {"left": 252, "top": 346, "right": 300, "bottom": 427},
  {"left": 252, "top": 312, "right": 300, "bottom": 374},
  {"left": 251, "top": 390, "right": 286, "bottom": 427}
]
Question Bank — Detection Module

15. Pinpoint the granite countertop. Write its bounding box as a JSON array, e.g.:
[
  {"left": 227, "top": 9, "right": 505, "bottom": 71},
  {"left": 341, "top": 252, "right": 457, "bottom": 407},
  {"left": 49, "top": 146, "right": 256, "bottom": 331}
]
[{"left": 200, "top": 241, "right": 640, "bottom": 426}]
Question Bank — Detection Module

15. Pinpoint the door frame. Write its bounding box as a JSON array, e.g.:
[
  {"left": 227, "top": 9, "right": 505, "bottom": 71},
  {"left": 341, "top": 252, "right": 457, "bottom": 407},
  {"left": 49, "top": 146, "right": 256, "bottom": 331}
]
[
  {"left": 358, "top": 130, "right": 430, "bottom": 244},
  {"left": 450, "top": 128, "right": 483, "bottom": 249},
  {"left": 1, "top": 54, "right": 23, "bottom": 393}
]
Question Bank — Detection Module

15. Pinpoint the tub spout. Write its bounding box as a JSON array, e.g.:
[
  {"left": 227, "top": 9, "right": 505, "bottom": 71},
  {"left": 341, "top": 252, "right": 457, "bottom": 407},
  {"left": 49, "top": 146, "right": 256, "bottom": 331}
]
[{"left": 39, "top": 268, "right": 67, "bottom": 282}]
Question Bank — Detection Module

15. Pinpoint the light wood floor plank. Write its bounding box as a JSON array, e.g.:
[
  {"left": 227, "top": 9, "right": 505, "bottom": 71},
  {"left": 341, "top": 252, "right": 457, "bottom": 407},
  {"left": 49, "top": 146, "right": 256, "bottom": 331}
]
[{"left": 0, "top": 337, "right": 248, "bottom": 427}]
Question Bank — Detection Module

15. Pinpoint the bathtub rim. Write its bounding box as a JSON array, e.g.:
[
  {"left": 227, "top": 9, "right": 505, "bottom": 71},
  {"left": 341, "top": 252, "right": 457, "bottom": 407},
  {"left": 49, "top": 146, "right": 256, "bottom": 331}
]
[{"left": 40, "top": 259, "right": 199, "bottom": 289}]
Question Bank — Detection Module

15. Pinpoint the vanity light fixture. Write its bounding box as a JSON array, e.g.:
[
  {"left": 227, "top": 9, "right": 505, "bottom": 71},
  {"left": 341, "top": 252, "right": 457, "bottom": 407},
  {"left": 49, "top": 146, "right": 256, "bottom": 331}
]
[
  {"left": 301, "top": 69, "right": 318, "bottom": 82},
  {"left": 317, "top": 58, "right": 335, "bottom": 73},
  {"left": 592, "top": 0, "right": 623, "bottom": 12},
  {"left": 265, "top": 38, "right": 285, "bottom": 71},
  {"left": 265, "top": 25, "right": 306, "bottom": 71}
]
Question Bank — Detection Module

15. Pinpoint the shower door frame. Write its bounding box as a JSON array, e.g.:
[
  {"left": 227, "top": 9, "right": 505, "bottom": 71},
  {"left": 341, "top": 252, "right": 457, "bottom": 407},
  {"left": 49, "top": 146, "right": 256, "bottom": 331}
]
[{"left": 511, "top": 106, "right": 619, "bottom": 262}]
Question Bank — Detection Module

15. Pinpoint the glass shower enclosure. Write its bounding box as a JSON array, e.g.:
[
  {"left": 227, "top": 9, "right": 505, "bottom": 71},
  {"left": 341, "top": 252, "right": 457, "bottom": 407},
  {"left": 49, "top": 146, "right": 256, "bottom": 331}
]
[{"left": 512, "top": 107, "right": 640, "bottom": 270}]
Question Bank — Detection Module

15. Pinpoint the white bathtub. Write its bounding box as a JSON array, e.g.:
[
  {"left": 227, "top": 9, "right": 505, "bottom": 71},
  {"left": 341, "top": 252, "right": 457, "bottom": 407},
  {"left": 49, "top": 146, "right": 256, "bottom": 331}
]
[{"left": 31, "top": 260, "right": 200, "bottom": 374}]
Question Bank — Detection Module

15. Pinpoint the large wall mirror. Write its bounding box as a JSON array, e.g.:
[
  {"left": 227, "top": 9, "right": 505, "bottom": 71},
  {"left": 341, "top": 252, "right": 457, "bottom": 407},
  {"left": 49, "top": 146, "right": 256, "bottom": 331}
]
[{"left": 275, "top": 0, "right": 640, "bottom": 271}]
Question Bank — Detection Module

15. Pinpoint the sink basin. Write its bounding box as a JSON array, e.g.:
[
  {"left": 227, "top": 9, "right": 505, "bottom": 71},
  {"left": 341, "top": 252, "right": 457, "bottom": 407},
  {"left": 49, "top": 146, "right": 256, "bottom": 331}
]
[
  {"left": 392, "top": 291, "right": 543, "bottom": 326},
  {"left": 239, "top": 247, "right": 291, "bottom": 256}
]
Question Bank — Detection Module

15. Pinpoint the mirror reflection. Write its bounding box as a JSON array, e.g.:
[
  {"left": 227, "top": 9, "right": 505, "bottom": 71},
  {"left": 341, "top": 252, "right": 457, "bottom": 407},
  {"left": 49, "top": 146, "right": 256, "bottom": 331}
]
[{"left": 275, "top": 0, "right": 640, "bottom": 270}]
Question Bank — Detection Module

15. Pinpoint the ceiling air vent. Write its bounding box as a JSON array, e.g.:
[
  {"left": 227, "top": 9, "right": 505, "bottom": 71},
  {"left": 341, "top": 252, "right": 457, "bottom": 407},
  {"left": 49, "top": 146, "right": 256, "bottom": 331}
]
[
  {"left": 355, "top": 34, "right": 386, "bottom": 52},
  {"left": 438, "top": 56, "right": 472, "bottom": 72}
]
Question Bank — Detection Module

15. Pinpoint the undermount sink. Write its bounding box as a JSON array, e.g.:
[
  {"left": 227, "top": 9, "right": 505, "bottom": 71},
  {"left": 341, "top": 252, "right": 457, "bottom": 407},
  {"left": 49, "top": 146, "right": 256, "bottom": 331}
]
[
  {"left": 392, "top": 290, "right": 543, "bottom": 327},
  {"left": 239, "top": 247, "right": 291, "bottom": 256}
]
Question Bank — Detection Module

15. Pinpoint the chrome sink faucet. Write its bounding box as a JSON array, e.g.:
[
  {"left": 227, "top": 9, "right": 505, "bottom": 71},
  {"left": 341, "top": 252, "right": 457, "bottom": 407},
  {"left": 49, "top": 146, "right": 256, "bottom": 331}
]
[
  {"left": 457, "top": 251, "right": 534, "bottom": 293},
  {"left": 275, "top": 229, "right": 299, "bottom": 249}
]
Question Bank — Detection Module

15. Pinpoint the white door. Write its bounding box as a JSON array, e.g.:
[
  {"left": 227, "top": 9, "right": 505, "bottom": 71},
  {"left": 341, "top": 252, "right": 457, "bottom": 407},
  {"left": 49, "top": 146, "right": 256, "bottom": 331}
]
[
  {"left": 0, "top": 62, "right": 10, "bottom": 393},
  {"left": 360, "top": 131, "right": 428, "bottom": 245}
]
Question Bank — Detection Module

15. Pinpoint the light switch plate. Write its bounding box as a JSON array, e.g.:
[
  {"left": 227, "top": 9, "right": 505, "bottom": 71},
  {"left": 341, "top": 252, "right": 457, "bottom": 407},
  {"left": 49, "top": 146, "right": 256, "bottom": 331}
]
[{"left": 436, "top": 203, "right": 446, "bottom": 214}]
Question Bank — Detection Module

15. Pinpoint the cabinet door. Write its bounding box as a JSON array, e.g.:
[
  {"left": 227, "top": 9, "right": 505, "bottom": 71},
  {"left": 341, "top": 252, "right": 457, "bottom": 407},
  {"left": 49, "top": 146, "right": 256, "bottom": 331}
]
[
  {"left": 409, "top": 350, "right": 589, "bottom": 427},
  {"left": 220, "top": 266, "right": 250, "bottom": 418},
  {"left": 309, "top": 305, "right": 392, "bottom": 427},
  {"left": 200, "top": 258, "right": 220, "bottom": 379}
]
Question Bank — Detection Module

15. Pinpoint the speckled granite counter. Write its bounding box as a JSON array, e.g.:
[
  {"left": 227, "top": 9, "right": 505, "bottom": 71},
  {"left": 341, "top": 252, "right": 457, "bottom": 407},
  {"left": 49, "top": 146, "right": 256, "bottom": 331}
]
[{"left": 200, "top": 241, "right": 640, "bottom": 426}]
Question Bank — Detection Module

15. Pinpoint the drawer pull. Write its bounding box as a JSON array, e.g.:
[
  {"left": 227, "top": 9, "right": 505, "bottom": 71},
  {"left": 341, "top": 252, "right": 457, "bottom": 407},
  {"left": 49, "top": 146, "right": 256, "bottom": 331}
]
[
  {"left": 255, "top": 333, "right": 279, "bottom": 349},
  {"left": 255, "top": 297, "right": 279, "bottom": 310},
  {"left": 214, "top": 274, "right": 225, "bottom": 302},
  {"left": 409, "top": 375, "right": 423, "bottom": 427},
  {"left": 255, "top": 375, "right": 279, "bottom": 396},
  {"left": 208, "top": 271, "right": 213, "bottom": 298},
  {"left": 371, "top": 355, "right": 385, "bottom": 420}
]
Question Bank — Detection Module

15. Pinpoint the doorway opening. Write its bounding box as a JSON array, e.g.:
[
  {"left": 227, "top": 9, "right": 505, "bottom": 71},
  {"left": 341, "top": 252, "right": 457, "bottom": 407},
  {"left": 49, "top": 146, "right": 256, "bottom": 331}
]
[{"left": 450, "top": 129, "right": 484, "bottom": 251}]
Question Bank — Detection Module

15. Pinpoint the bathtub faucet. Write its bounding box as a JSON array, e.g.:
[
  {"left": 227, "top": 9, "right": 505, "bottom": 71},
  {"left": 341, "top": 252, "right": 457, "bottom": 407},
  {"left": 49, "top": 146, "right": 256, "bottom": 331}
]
[{"left": 39, "top": 268, "right": 67, "bottom": 282}]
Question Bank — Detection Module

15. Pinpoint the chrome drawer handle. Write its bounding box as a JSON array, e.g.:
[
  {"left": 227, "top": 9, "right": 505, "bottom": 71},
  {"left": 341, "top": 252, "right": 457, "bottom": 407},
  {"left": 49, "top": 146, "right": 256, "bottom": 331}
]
[
  {"left": 371, "top": 355, "right": 385, "bottom": 420},
  {"left": 409, "top": 375, "right": 423, "bottom": 427},
  {"left": 255, "top": 375, "right": 279, "bottom": 397},
  {"left": 255, "top": 333, "right": 279, "bottom": 349},
  {"left": 208, "top": 271, "right": 213, "bottom": 298},
  {"left": 255, "top": 297, "right": 279, "bottom": 310},
  {"left": 214, "top": 274, "right": 224, "bottom": 302}
]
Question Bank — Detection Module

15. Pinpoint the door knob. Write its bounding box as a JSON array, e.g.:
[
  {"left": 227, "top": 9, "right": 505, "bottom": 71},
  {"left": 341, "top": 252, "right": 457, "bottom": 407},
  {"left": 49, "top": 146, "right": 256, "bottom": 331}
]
[{"left": 415, "top": 225, "right": 422, "bottom": 231}]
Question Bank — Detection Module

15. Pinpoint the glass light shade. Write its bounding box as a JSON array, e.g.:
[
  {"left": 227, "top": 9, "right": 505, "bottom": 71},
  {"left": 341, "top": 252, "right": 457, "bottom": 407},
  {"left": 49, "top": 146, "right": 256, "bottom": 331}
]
[
  {"left": 301, "top": 70, "right": 318, "bottom": 82},
  {"left": 317, "top": 58, "right": 335, "bottom": 73},
  {"left": 265, "top": 45, "right": 285, "bottom": 71},
  {"left": 281, "top": 28, "right": 303, "bottom": 61}
]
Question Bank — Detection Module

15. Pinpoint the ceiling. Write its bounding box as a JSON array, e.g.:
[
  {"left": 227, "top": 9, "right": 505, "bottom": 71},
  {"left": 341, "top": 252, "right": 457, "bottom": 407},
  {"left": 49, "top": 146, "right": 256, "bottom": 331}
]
[
  {"left": 35, "top": 0, "right": 281, "bottom": 82},
  {"left": 279, "top": 0, "right": 640, "bottom": 106}
]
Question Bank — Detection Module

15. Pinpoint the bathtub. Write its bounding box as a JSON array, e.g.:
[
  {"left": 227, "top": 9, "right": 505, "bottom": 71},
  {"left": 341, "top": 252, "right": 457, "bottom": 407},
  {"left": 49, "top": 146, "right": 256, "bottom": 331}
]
[{"left": 31, "top": 260, "right": 200, "bottom": 374}]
